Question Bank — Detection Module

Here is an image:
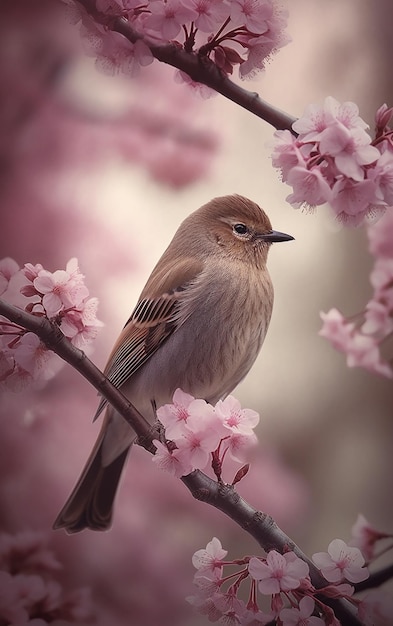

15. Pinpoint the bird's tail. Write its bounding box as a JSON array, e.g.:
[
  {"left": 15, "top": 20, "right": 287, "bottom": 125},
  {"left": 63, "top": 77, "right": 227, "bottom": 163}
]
[{"left": 53, "top": 432, "right": 131, "bottom": 534}]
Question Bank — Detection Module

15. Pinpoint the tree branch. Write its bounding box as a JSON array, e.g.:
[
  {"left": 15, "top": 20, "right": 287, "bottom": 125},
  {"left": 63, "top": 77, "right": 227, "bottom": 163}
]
[
  {"left": 74, "top": 0, "right": 297, "bottom": 132},
  {"left": 0, "top": 298, "right": 364, "bottom": 625},
  {"left": 0, "top": 299, "right": 155, "bottom": 451}
]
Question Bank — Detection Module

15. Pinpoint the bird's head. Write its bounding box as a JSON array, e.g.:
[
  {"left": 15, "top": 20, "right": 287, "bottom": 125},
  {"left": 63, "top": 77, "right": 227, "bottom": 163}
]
[{"left": 182, "top": 194, "right": 294, "bottom": 267}]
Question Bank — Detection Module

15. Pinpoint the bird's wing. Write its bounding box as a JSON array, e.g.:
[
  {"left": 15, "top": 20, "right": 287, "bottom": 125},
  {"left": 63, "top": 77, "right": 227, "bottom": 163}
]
[{"left": 94, "top": 257, "right": 204, "bottom": 418}]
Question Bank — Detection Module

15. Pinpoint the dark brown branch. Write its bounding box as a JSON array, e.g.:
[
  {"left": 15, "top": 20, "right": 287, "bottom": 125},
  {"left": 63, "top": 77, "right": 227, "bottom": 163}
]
[
  {"left": 0, "top": 298, "right": 363, "bottom": 625},
  {"left": 0, "top": 299, "right": 155, "bottom": 450},
  {"left": 182, "top": 472, "right": 363, "bottom": 626},
  {"left": 74, "top": 0, "right": 296, "bottom": 132}
]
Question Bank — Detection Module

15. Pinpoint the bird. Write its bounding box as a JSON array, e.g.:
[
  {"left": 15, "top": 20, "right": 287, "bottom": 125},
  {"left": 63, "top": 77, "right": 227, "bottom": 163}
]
[{"left": 53, "top": 194, "right": 294, "bottom": 533}]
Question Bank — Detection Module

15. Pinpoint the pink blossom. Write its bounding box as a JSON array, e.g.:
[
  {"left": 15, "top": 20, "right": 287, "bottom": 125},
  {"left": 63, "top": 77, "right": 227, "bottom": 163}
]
[
  {"left": 319, "top": 308, "right": 355, "bottom": 352},
  {"left": 192, "top": 568, "right": 223, "bottom": 598},
  {"left": 215, "top": 395, "right": 259, "bottom": 435},
  {"left": 291, "top": 102, "right": 332, "bottom": 142},
  {"left": 330, "top": 178, "right": 381, "bottom": 226},
  {"left": 0, "top": 257, "right": 19, "bottom": 295},
  {"left": 375, "top": 103, "right": 393, "bottom": 134},
  {"left": 280, "top": 596, "right": 325, "bottom": 626},
  {"left": 22, "top": 262, "right": 44, "bottom": 282},
  {"left": 292, "top": 97, "right": 367, "bottom": 140},
  {"left": 146, "top": 0, "right": 197, "bottom": 39},
  {"left": 237, "top": 6, "right": 289, "bottom": 78},
  {"left": 271, "top": 130, "right": 307, "bottom": 180},
  {"left": 0, "top": 571, "right": 28, "bottom": 625},
  {"left": 319, "top": 583, "right": 354, "bottom": 599},
  {"left": 363, "top": 299, "right": 393, "bottom": 336},
  {"left": 176, "top": 409, "right": 223, "bottom": 470},
  {"left": 369, "top": 257, "right": 393, "bottom": 298},
  {"left": 286, "top": 165, "right": 332, "bottom": 208},
  {"left": 182, "top": 0, "right": 228, "bottom": 33},
  {"left": 241, "top": 605, "right": 275, "bottom": 625},
  {"left": 368, "top": 207, "right": 393, "bottom": 258},
  {"left": 312, "top": 539, "right": 369, "bottom": 583},
  {"left": 368, "top": 148, "right": 393, "bottom": 205},
  {"left": 0, "top": 531, "right": 61, "bottom": 573},
  {"left": 186, "top": 593, "right": 222, "bottom": 621},
  {"left": 319, "top": 124, "right": 379, "bottom": 181},
  {"left": 60, "top": 297, "right": 103, "bottom": 348},
  {"left": 13, "top": 332, "right": 59, "bottom": 381},
  {"left": 248, "top": 551, "right": 309, "bottom": 594},
  {"left": 33, "top": 261, "right": 88, "bottom": 318},
  {"left": 96, "top": 32, "right": 153, "bottom": 77},
  {"left": 156, "top": 388, "right": 196, "bottom": 439},
  {"left": 192, "top": 537, "right": 228, "bottom": 573},
  {"left": 151, "top": 439, "right": 193, "bottom": 477},
  {"left": 273, "top": 97, "right": 393, "bottom": 226},
  {"left": 345, "top": 332, "right": 392, "bottom": 378},
  {"left": 230, "top": 0, "right": 271, "bottom": 34},
  {"left": 213, "top": 590, "right": 247, "bottom": 623},
  {"left": 225, "top": 430, "right": 258, "bottom": 462},
  {"left": 358, "top": 589, "right": 393, "bottom": 626},
  {"left": 349, "top": 514, "right": 392, "bottom": 560}
]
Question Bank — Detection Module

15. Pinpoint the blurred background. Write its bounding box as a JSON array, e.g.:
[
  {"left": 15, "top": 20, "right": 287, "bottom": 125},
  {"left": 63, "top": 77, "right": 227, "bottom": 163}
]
[{"left": 0, "top": 0, "right": 392, "bottom": 624}]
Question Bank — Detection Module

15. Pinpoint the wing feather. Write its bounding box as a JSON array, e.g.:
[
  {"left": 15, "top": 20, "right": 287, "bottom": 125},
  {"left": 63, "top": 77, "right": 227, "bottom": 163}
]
[{"left": 94, "top": 257, "right": 203, "bottom": 419}]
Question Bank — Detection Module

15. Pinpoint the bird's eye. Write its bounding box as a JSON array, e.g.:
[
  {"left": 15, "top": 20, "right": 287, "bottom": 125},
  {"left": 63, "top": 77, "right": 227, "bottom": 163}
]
[{"left": 233, "top": 223, "right": 248, "bottom": 235}]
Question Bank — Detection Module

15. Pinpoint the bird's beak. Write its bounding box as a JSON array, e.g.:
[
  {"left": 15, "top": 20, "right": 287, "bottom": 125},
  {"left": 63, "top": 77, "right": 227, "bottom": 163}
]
[{"left": 258, "top": 230, "right": 294, "bottom": 243}]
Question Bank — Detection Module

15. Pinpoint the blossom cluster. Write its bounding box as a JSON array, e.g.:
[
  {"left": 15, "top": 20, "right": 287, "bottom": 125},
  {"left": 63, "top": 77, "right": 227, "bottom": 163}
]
[
  {"left": 272, "top": 98, "right": 393, "bottom": 226},
  {"left": 189, "top": 514, "right": 393, "bottom": 625},
  {"left": 0, "top": 257, "right": 102, "bottom": 391},
  {"left": 319, "top": 208, "right": 393, "bottom": 379},
  {"left": 0, "top": 530, "right": 93, "bottom": 625},
  {"left": 152, "top": 389, "right": 259, "bottom": 479},
  {"left": 69, "top": 0, "right": 289, "bottom": 82}
]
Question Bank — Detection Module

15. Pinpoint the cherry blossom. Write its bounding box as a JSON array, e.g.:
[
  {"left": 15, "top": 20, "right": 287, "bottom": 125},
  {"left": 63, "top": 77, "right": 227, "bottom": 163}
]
[
  {"left": 181, "top": 0, "right": 228, "bottom": 33},
  {"left": 151, "top": 439, "right": 193, "bottom": 477},
  {"left": 156, "top": 388, "right": 202, "bottom": 439},
  {"left": 175, "top": 412, "right": 224, "bottom": 470},
  {"left": 0, "top": 257, "right": 103, "bottom": 391},
  {"left": 319, "top": 308, "right": 355, "bottom": 352},
  {"left": 357, "top": 589, "right": 393, "bottom": 626},
  {"left": 0, "top": 258, "right": 19, "bottom": 296},
  {"left": 192, "top": 537, "right": 228, "bottom": 573},
  {"left": 272, "top": 97, "right": 393, "bottom": 225},
  {"left": 0, "top": 530, "right": 93, "bottom": 625},
  {"left": 248, "top": 550, "right": 309, "bottom": 594},
  {"left": 230, "top": 0, "right": 272, "bottom": 34},
  {"left": 13, "top": 333, "right": 58, "bottom": 380},
  {"left": 74, "top": 0, "right": 289, "bottom": 83},
  {"left": 368, "top": 205, "right": 393, "bottom": 258},
  {"left": 32, "top": 258, "right": 89, "bottom": 318},
  {"left": 312, "top": 539, "right": 369, "bottom": 584},
  {"left": 286, "top": 165, "right": 333, "bottom": 208},
  {"left": 154, "top": 390, "right": 260, "bottom": 479},
  {"left": 319, "top": 208, "right": 393, "bottom": 379},
  {"left": 280, "top": 596, "right": 325, "bottom": 626},
  {"left": 146, "top": 0, "right": 197, "bottom": 40},
  {"left": 215, "top": 395, "right": 259, "bottom": 435},
  {"left": 349, "top": 514, "right": 393, "bottom": 560}
]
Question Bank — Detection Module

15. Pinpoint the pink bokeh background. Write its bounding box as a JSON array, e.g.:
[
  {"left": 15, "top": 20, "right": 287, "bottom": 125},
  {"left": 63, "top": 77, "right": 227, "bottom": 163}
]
[{"left": 1, "top": 1, "right": 392, "bottom": 624}]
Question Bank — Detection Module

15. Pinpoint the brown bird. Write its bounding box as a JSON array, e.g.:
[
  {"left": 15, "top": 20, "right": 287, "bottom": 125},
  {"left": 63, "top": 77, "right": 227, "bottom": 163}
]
[{"left": 54, "top": 194, "right": 293, "bottom": 533}]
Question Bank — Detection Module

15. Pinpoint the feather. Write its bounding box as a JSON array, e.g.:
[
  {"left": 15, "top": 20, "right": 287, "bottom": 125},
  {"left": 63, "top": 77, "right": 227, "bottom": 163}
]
[{"left": 94, "top": 257, "right": 204, "bottom": 419}]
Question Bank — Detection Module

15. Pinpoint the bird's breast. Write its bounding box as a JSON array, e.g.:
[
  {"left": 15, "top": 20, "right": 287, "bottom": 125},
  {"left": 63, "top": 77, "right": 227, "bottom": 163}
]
[{"left": 125, "top": 260, "right": 274, "bottom": 415}]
